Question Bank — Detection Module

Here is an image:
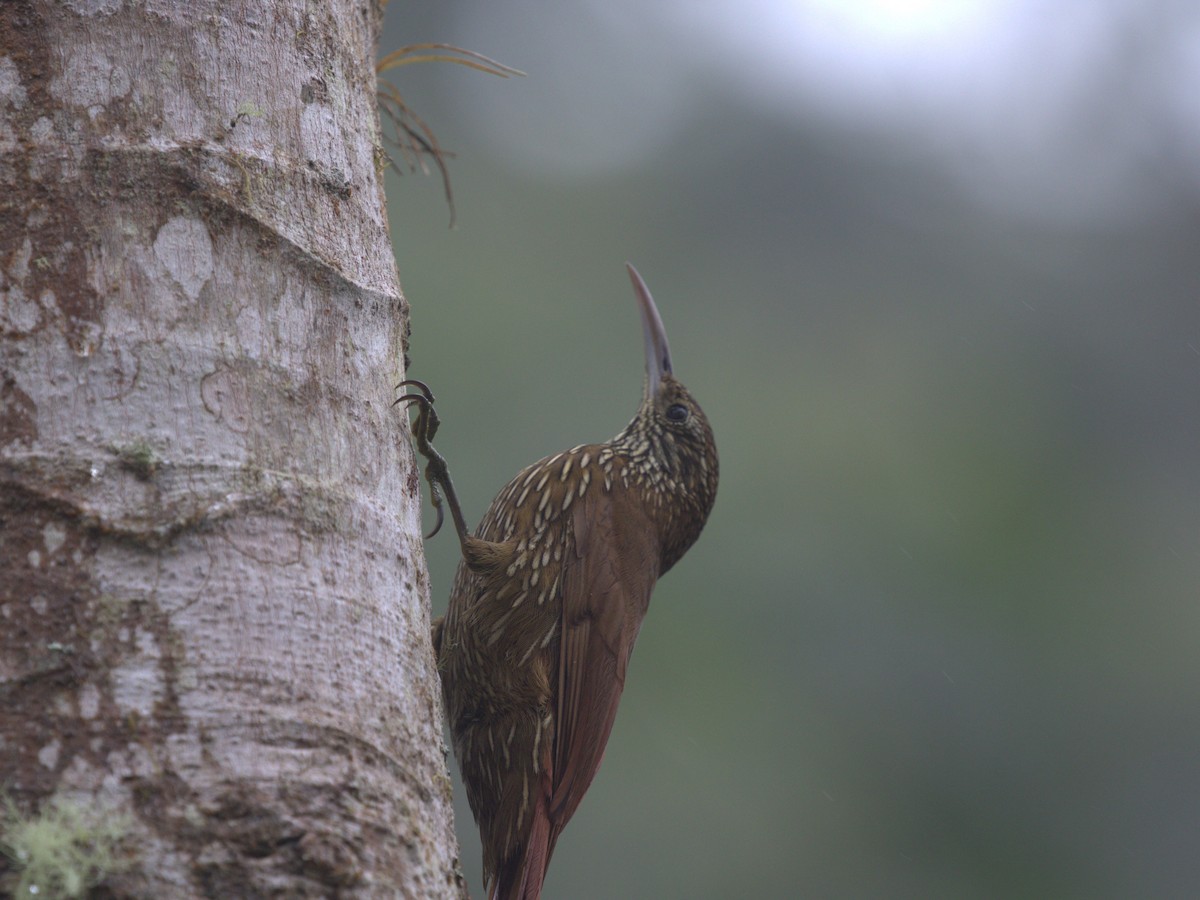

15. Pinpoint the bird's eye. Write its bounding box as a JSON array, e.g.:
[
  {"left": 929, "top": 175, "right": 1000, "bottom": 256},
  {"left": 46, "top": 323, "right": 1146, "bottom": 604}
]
[{"left": 665, "top": 403, "right": 689, "bottom": 423}]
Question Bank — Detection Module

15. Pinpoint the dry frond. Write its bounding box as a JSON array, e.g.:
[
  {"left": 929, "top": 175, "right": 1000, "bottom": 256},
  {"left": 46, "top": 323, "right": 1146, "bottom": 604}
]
[{"left": 377, "top": 43, "right": 524, "bottom": 227}]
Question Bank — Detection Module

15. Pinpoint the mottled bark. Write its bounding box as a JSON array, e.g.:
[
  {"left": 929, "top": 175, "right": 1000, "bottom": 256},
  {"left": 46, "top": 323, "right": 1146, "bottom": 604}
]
[{"left": 0, "top": 1, "right": 462, "bottom": 896}]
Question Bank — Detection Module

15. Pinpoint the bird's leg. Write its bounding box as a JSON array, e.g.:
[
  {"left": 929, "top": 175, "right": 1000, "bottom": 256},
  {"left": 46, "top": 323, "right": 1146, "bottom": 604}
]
[{"left": 394, "top": 379, "right": 474, "bottom": 547}]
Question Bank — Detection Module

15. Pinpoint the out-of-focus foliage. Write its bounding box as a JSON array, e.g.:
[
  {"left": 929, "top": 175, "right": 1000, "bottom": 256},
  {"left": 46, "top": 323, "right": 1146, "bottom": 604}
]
[{"left": 382, "top": 3, "right": 1200, "bottom": 897}]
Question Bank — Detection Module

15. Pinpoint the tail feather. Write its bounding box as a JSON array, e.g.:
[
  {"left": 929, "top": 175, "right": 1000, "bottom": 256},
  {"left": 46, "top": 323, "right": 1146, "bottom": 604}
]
[{"left": 488, "top": 795, "right": 552, "bottom": 900}]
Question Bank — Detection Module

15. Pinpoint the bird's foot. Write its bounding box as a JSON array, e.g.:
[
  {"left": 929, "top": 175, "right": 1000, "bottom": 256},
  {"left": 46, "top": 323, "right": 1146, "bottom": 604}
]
[
  {"left": 395, "top": 379, "right": 470, "bottom": 543},
  {"left": 395, "top": 379, "right": 440, "bottom": 445}
]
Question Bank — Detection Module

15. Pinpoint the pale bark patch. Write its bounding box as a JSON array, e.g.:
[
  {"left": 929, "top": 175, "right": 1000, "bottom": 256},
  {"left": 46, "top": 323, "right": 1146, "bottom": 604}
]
[
  {"left": 52, "top": 46, "right": 131, "bottom": 110},
  {"left": 153, "top": 217, "right": 215, "bottom": 302},
  {"left": 0, "top": 56, "right": 28, "bottom": 107},
  {"left": 37, "top": 739, "right": 61, "bottom": 769}
]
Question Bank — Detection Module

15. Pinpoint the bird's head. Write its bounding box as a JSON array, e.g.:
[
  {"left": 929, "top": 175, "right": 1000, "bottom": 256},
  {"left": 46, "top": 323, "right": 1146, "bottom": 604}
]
[{"left": 619, "top": 264, "right": 719, "bottom": 566}]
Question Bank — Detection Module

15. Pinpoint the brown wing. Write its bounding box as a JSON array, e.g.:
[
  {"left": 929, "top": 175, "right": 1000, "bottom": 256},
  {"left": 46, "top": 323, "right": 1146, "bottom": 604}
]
[{"left": 549, "top": 483, "right": 660, "bottom": 835}]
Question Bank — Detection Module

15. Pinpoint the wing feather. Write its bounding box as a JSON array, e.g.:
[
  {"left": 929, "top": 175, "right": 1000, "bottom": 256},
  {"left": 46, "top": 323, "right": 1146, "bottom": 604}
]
[{"left": 549, "top": 485, "right": 659, "bottom": 832}]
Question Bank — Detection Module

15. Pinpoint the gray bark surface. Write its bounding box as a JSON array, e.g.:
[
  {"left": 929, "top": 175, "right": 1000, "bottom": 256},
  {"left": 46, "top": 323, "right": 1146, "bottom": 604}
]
[{"left": 0, "top": 1, "right": 463, "bottom": 895}]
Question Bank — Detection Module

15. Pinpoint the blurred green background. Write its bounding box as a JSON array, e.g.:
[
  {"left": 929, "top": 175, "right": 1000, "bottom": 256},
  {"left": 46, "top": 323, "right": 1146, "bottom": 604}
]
[{"left": 380, "top": 3, "right": 1200, "bottom": 897}]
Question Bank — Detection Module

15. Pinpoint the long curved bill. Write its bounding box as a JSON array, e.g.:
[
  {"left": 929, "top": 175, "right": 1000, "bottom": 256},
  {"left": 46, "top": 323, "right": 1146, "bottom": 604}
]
[{"left": 626, "top": 263, "right": 673, "bottom": 400}]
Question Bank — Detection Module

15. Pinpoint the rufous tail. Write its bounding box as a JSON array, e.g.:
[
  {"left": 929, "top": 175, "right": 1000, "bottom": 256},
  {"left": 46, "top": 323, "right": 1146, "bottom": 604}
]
[{"left": 488, "top": 797, "right": 552, "bottom": 900}]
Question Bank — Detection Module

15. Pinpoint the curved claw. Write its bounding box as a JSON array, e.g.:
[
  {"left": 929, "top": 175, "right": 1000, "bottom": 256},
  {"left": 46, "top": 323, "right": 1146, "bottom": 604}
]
[
  {"left": 425, "top": 502, "right": 444, "bottom": 540},
  {"left": 394, "top": 384, "right": 442, "bottom": 444},
  {"left": 393, "top": 392, "right": 430, "bottom": 410},
  {"left": 395, "top": 378, "right": 435, "bottom": 401},
  {"left": 393, "top": 378, "right": 434, "bottom": 410},
  {"left": 423, "top": 478, "right": 447, "bottom": 540}
]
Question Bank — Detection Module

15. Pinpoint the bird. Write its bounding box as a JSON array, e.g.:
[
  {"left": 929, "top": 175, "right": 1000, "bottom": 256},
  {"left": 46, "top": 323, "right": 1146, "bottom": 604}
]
[{"left": 398, "top": 263, "right": 718, "bottom": 900}]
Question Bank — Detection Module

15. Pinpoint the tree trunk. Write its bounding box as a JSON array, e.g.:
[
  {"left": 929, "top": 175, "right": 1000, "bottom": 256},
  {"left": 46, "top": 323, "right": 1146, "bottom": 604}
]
[{"left": 0, "top": 1, "right": 462, "bottom": 896}]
